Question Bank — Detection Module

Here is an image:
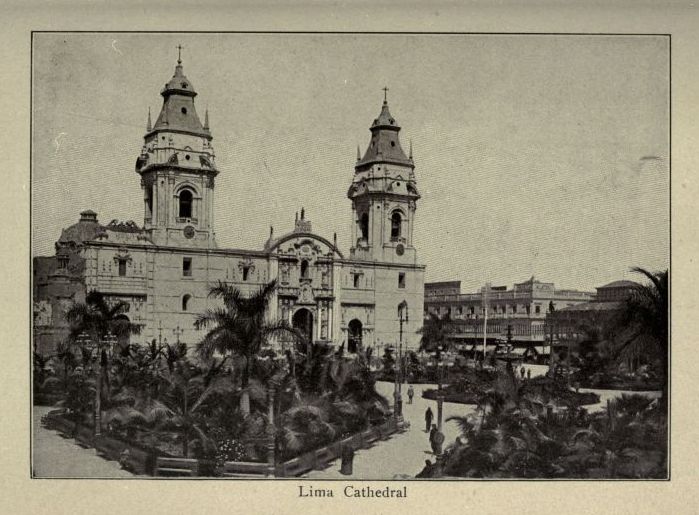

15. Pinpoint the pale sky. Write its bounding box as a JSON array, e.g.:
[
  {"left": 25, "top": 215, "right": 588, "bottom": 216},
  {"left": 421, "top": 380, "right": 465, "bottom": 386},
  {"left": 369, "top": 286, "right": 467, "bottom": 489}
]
[{"left": 32, "top": 33, "right": 669, "bottom": 293}]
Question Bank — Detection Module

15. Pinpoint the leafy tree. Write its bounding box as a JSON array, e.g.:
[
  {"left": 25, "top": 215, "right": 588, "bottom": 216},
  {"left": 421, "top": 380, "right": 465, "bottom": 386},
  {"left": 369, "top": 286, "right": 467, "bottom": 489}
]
[
  {"left": 381, "top": 346, "right": 395, "bottom": 378},
  {"left": 418, "top": 312, "right": 452, "bottom": 358}
]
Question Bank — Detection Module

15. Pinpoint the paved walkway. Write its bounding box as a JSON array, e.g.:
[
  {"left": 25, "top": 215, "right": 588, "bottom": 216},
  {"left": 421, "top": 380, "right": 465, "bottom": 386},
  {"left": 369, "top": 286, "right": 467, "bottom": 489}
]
[
  {"left": 32, "top": 406, "right": 134, "bottom": 478},
  {"left": 305, "top": 382, "right": 476, "bottom": 479}
]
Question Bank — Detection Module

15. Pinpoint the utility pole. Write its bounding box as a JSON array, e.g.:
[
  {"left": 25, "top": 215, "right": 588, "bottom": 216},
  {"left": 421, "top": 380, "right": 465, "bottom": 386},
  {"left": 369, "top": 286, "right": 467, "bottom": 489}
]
[
  {"left": 548, "top": 301, "right": 556, "bottom": 376},
  {"left": 482, "top": 283, "right": 491, "bottom": 362}
]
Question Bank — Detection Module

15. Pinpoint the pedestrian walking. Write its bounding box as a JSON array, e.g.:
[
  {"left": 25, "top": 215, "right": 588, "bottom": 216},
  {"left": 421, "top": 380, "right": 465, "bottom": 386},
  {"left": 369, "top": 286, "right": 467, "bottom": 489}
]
[
  {"left": 425, "top": 407, "right": 433, "bottom": 432},
  {"left": 527, "top": 368, "right": 531, "bottom": 380},
  {"left": 520, "top": 366, "right": 526, "bottom": 379},
  {"left": 407, "top": 385, "right": 415, "bottom": 404}
]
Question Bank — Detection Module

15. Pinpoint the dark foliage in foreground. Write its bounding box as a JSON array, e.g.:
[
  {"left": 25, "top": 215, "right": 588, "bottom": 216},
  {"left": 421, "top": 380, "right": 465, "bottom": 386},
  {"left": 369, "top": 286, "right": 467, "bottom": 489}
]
[{"left": 417, "top": 368, "right": 666, "bottom": 479}]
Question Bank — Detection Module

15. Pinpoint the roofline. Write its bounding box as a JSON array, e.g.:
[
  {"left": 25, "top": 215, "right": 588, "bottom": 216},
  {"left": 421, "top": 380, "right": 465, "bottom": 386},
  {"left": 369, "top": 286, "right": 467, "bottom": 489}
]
[
  {"left": 355, "top": 158, "right": 415, "bottom": 171},
  {"left": 84, "top": 240, "right": 268, "bottom": 257},
  {"left": 83, "top": 235, "right": 428, "bottom": 271},
  {"left": 161, "top": 88, "right": 197, "bottom": 98},
  {"left": 266, "top": 231, "right": 345, "bottom": 259},
  {"left": 595, "top": 281, "right": 641, "bottom": 289},
  {"left": 338, "top": 258, "right": 426, "bottom": 271},
  {"left": 347, "top": 190, "right": 420, "bottom": 201},
  {"left": 145, "top": 128, "right": 212, "bottom": 141},
  {"left": 137, "top": 163, "right": 219, "bottom": 177},
  {"left": 370, "top": 123, "right": 401, "bottom": 132}
]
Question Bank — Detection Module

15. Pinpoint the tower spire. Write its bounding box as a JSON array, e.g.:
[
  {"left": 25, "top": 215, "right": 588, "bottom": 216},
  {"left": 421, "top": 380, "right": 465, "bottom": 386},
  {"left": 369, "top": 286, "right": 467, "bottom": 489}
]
[
  {"left": 409, "top": 139, "right": 413, "bottom": 160},
  {"left": 177, "top": 44, "right": 183, "bottom": 65},
  {"left": 146, "top": 107, "right": 152, "bottom": 132},
  {"left": 204, "top": 108, "right": 210, "bottom": 130},
  {"left": 357, "top": 145, "right": 361, "bottom": 161},
  {"left": 382, "top": 86, "right": 389, "bottom": 104}
]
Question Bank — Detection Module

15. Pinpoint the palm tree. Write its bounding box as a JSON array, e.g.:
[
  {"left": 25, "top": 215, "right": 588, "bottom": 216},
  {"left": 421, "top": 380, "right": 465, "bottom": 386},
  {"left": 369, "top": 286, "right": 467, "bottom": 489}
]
[
  {"left": 612, "top": 268, "right": 669, "bottom": 400},
  {"left": 65, "top": 290, "right": 142, "bottom": 347},
  {"left": 158, "top": 359, "right": 235, "bottom": 458},
  {"left": 195, "top": 280, "right": 301, "bottom": 416}
]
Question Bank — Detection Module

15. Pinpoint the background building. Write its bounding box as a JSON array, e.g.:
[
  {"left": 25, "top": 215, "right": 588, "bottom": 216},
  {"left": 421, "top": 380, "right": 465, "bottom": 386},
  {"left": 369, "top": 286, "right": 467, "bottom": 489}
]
[
  {"left": 546, "top": 279, "right": 639, "bottom": 345},
  {"left": 424, "top": 277, "right": 594, "bottom": 351},
  {"left": 33, "top": 56, "right": 425, "bottom": 356}
]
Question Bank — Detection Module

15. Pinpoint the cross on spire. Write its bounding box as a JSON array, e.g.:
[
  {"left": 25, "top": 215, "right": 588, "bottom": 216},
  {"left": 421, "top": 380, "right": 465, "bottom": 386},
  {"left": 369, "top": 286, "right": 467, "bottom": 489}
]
[
  {"left": 382, "top": 86, "right": 389, "bottom": 104},
  {"left": 176, "top": 44, "right": 184, "bottom": 64}
]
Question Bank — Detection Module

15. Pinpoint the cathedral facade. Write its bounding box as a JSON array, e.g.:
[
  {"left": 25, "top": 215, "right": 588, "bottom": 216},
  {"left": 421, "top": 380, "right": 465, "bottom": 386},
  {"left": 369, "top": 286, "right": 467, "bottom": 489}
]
[{"left": 33, "top": 57, "right": 425, "bottom": 356}]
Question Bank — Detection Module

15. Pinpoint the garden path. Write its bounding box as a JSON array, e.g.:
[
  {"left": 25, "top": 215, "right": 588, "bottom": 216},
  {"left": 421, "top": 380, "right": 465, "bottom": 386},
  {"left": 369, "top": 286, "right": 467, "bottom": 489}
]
[
  {"left": 304, "top": 381, "right": 477, "bottom": 480},
  {"left": 32, "top": 406, "right": 134, "bottom": 478}
]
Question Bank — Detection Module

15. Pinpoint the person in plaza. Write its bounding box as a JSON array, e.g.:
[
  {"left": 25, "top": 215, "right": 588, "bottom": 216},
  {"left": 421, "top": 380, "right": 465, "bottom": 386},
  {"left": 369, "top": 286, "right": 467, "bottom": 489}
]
[
  {"left": 527, "top": 368, "right": 531, "bottom": 380},
  {"left": 407, "top": 385, "right": 415, "bottom": 404},
  {"left": 429, "top": 424, "right": 445, "bottom": 455},
  {"left": 520, "top": 366, "right": 526, "bottom": 379},
  {"left": 425, "top": 406, "right": 433, "bottom": 432}
]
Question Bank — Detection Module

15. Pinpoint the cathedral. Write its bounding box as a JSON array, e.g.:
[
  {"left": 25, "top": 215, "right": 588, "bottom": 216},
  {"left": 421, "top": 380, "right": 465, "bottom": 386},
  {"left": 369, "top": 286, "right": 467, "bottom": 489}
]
[{"left": 33, "top": 55, "right": 425, "bottom": 356}]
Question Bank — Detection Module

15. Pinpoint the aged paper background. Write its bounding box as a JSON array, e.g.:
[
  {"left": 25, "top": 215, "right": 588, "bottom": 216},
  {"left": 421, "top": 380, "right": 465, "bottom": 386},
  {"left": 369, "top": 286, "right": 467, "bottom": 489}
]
[{"left": 2, "top": 2, "right": 698, "bottom": 514}]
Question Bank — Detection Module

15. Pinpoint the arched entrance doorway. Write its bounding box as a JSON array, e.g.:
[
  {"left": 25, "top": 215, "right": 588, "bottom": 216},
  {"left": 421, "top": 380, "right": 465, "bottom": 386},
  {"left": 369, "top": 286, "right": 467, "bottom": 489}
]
[
  {"left": 292, "top": 308, "right": 314, "bottom": 344},
  {"left": 348, "top": 319, "right": 363, "bottom": 353}
]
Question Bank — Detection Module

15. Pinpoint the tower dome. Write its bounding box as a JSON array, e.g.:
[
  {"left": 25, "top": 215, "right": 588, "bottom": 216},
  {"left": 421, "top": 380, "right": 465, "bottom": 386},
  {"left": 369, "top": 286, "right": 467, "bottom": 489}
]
[
  {"left": 149, "top": 55, "right": 210, "bottom": 139},
  {"left": 356, "top": 91, "right": 413, "bottom": 171}
]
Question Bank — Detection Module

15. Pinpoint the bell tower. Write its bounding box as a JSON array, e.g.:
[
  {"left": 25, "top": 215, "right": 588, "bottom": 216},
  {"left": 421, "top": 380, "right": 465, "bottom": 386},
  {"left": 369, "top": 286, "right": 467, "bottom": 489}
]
[
  {"left": 348, "top": 89, "right": 420, "bottom": 263},
  {"left": 135, "top": 48, "right": 218, "bottom": 248}
]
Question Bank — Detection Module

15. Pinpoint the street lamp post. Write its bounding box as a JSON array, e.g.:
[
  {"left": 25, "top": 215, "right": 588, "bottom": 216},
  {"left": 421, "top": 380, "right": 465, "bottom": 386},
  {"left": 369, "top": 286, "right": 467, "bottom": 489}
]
[
  {"left": 437, "top": 344, "right": 444, "bottom": 431},
  {"left": 76, "top": 331, "right": 109, "bottom": 437},
  {"left": 93, "top": 331, "right": 117, "bottom": 437},
  {"left": 394, "top": 301, "right": 409, "bottom": 421},
  {"left": 266, "top": 385, "right": 276, "bottom": 477},
  {"left": 76, "top": 331, "right": 102, "bottom": 436}
]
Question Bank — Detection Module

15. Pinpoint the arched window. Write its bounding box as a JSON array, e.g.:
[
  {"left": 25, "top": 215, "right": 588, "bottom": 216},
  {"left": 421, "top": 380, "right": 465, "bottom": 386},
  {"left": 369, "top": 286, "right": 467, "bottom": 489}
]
[
  {"left": 391, "top": 211, "right": 402, "bottom": 240},
  {"left": 179, "top": 189, "right": 193, "bottom": 218},
  {"left": 360, "top": 212, "right": 369, "bottom": 240},
  {"left": 182, "top": 294, "right": 192, "bottom": 311},
  {"left": 300, "top": 259, "right": 309, "bottom": 279}
]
